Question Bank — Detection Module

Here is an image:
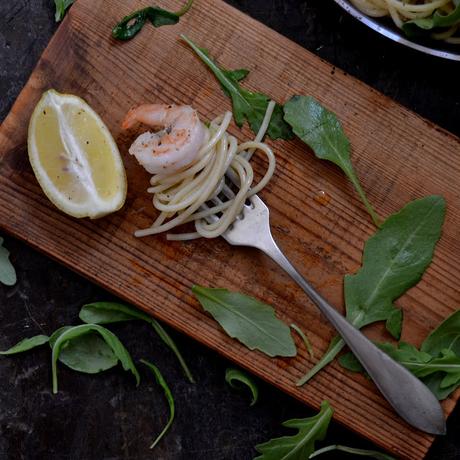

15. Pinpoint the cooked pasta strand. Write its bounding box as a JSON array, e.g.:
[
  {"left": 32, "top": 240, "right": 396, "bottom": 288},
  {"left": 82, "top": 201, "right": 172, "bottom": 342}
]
[
  {"left": 350, "top": 0, "right": 460, "bottom": 43},
  {"left": 135, "top": 102, "right": 276, "bottom": 240}
]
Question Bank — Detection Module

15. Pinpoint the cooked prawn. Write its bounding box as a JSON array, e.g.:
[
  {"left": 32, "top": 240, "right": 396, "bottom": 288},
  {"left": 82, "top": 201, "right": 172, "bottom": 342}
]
[{"left": 122, "top": 104, "right": 206, "bottom": 175}]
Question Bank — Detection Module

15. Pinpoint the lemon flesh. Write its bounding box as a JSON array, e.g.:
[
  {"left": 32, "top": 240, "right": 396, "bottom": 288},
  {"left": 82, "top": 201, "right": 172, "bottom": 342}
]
[{"left": 28, "top": 89, "right": 127, "bottom": 218}]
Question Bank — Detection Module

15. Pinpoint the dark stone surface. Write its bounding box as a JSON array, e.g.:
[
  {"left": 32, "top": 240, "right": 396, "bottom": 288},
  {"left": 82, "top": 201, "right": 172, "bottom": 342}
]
[{"left": 1, "top": 1, "right": 459, "bottom": 459}]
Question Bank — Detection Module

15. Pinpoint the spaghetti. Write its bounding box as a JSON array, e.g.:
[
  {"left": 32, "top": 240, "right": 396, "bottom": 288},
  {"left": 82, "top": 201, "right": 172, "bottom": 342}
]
[
  {"left": 350, "top": 0, "right": 460, "bottom": 44},
  {"left": 134, "top": 101, "right": 276, "bottom": 240}
]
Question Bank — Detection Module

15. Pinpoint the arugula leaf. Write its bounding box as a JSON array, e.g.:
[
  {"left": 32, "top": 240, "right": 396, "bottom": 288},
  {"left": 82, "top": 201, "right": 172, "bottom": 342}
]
[
  {"left": 310, "top": 444, "right": 396, "bottom": 459},
  {"left": 439, "top": 367, "right": 460, "bottom": 389},
  {"left": 0, "top": 335, "right": 49, "bottom": 355},
  {"left": 283, "top": 95, "right": 381, "bottom": 226},
  {"left": 182, "top": 35, "right": 293, "bottom": 140},
  {"left": 421, "top": 310, "right": 460, "bottom": 356},
  {"left": 299, "top": 196, "right": 445, "bottom": 385},
  {"left": 0, "top": 327, "right": 118, "bottom": 375},
  {"left": 223, "top": 68, "right": 250, "bottom": 84},
  {"left": 403, "top": 2, "right": 460, "bottom": 37},
  {"left": 183, "top": 44, "right": 250, "bottom": 97},
  {"left": 140, "top": 359, "right": 175, "bottom": 449},
  {"left": 408, "top": 349, "right": 460, "bottom": 379},
  {"left": 254, "top": 400, "right": 391, "bottom": 459},
  {"left": 254, "top": 400, "right": 333, "bottom": 460},
  {"left": 375, "top": 342, "right": 432, "bottom": 369},
  {"left": 192, "top": 285, "right": 296, "bottom": 358},
  {"left": 51, "top": 324, "right": 140, "bottom": 393},
  {"left": 112, "top": 8, "right": 177, "bottom": 40},
  {"left": 419, "top": 310, "right": 460, "bottom": 398},
  {"left": 49, "top": 326, "right": 118, "bottom": 374},
  {"left": 340, "top": 347, "right": 460, "bottom": 400},
  {"left": 385, "top": 309, "right": 403, "bottom": 340},
  {"left": 340, "top": 340, "right": 460, "bottom": 400},
  {"left": 339, "top": 342, "right": 432, "bottom": 375},
  {"left": 112, "top": 0, "right": 194, "bottom": 41},
  {"left": 225, "top": 368, "right": 259, "bottom": 406},
  {"left": 79, "top": 302, "right": 194, "bottom": 383},
  {"left": 338, "top": 351, "right": 367, "bottom": 373},
  {"left": 422, "top": 372, "right": 458, "bottom": 400},
  {"left": 0, "top": 237, "right": 16, "bottom": 286},
  {"left": 345, "top": 195, "right": 445, "bottom": 328},
  {"left": 54, "top": 0, "right": 74, "bottom": 22}
]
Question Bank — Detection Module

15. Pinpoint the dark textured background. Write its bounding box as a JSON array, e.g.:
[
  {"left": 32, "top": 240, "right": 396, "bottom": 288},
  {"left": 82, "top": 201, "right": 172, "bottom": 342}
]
[{"left": 1, "top": 1, "right": 459, "bottom": 459}]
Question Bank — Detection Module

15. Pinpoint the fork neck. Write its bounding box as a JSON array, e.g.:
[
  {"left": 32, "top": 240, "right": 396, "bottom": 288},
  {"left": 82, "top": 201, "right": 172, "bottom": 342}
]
[{"left": 259, "top": 237, "right": 327, "bottom": 308}]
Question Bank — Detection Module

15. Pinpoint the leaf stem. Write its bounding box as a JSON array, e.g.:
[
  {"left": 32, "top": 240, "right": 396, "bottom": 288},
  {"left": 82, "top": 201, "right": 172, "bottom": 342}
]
[
  {"left": 140, "top": 359, "right": 175, "bottom": 449},
  {"left": 346, "top": 169, "right": 382, "bottom": 227},
  {"left": 291, "top": 323, "right": 314, "bottom": 359},
  {"left": 149, "top": 319, "right": 195, "bottom": 383},
  {"left": 181, "top": 35, "right": 249, "bottom": 113},
  {"left": 297, "top": 337, "right": 345, "bottom": 386},
  {"left": 175, "top": 0, "right": 194, "bottom": 17}
]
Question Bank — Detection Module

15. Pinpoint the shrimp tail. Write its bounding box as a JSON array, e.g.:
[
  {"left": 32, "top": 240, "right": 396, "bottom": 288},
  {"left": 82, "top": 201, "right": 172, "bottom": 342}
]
[
  {"left": 121, "top": 104, "right": 170, "bottom": 130},
  {"left": 121, "top": 107, "right": 142, "bottom": 130}
]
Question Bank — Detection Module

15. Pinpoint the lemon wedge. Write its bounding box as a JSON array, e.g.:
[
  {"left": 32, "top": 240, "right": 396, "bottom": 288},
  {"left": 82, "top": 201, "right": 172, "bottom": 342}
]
[{"left": 28, "top": 89, "right": 127, "bottom": 219}]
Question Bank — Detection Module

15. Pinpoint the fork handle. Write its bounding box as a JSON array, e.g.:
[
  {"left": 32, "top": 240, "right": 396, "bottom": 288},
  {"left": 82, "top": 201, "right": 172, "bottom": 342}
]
[{"left": 261, "top": 240, "right": 445, "bottom": 435}]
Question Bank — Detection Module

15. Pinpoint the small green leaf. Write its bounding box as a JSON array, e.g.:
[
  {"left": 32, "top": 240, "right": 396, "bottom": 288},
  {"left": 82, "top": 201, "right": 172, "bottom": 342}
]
[
  {"left": 80, "top": 302, "right": 194, "bottom": 383},
  {"left": 254, "top": 401, "right": 333, "bottom": 460},
  {"left": 0, "top": 335, "right": 49, "bottom": 355},
  {"left": 283, "top": 95, "right": 381, "bottom": 226},
  {"left": 51, "top": 324, "right": 139, "bottom": 393},
  {"left": 0, "top": 237, "right": 16, "bottom": 286},
  {"left": 421, "top": 310, "right": 460, "bottom": 356},
  {"left": 441, "top": 367, "right": 460, "bottom": 389},
  {"left": 140, "top": 359, "right": 175, "bottom": 449},
  {"left": 182, "top": 35, "right": 293, "bottom": 140},
  {"left": 338, "top": 352, "right": 364, "bottom": 373},
  {"left": 406, "top": 349, "right": 460, "bottom": 379},
  {"left": 385, "top": 309, "right": 403, "bottom": 340},
  {"left": 147, "top": 8, "right": 180, "bottom": 27},
  {"left": 422, "top": 372, "right": 457, "bottom": 400},
  {"left": 378, "top": 342, "right": 433, "bottom": 366},
  {"left": 112, "top": 9, "right": 150, "bottom": 41},
  {"left": 54, "top": 0, "right": 74, "bottom": 22},
  {"left": 225, "top": 368, "right": 259, "bottom": 406},
  {"left": 223, "top": 68, "right": 250, "bottom": 83},
  {"left": 310, "top": 444, "right": 396, "bottom": 459},
  {"left": 112, "top": 1, "right": 194, "bottom": 41},
  {"left": 192, "top": 285, "right": 296, "bottom": 358},
  {"left": 80, "top": 302, "right": 146, "bottom": 324}
]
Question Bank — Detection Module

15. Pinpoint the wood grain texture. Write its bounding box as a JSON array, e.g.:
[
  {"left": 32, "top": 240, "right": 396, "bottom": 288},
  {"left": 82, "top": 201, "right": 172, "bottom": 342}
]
[{"left": 1, "top": 1, "right": 459, "bottom": 458}]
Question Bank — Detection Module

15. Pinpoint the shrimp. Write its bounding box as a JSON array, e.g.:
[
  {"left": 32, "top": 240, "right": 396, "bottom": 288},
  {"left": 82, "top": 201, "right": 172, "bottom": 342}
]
[{"left": 122, "top": 104, "right": 206, "bottom": 175}]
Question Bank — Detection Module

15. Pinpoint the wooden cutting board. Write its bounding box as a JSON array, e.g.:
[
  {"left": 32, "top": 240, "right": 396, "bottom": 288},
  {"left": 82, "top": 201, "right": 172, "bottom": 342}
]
[{"left": 1, "top": 1, "right": 460, "bottom": 458}]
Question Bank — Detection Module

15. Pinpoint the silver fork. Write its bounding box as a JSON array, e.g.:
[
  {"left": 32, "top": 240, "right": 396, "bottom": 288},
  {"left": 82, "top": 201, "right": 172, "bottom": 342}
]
[{"left": 210, "top": 193, "right": 445, "bottom": 435}]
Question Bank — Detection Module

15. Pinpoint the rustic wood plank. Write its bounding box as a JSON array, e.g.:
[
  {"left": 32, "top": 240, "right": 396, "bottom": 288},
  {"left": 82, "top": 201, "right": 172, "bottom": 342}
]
[{"left": 1, "top": 0, "right": 460, "bottom": 458}]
